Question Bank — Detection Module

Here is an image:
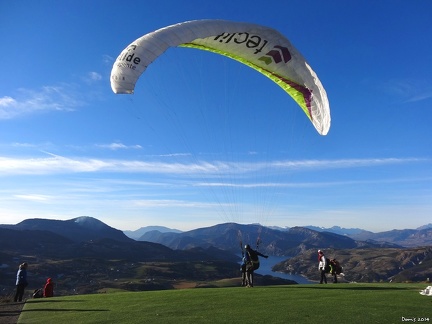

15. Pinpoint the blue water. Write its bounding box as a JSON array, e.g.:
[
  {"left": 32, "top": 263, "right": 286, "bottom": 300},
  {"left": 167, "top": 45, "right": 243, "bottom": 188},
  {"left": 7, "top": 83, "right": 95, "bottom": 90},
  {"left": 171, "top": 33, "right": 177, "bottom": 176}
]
[{"left": 253, "top": 256, "right": 313, "bottom": 284}]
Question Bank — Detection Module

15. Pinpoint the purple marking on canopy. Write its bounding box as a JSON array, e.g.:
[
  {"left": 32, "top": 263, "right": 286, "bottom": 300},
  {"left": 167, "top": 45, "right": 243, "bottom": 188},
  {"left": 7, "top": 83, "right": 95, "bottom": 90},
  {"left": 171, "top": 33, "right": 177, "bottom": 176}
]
[
  {"left": 259, "top": 66, "right": 313, "bottom": 119},
  {"left": 276, "top": 75, "right": 313, "bottom": 119}
]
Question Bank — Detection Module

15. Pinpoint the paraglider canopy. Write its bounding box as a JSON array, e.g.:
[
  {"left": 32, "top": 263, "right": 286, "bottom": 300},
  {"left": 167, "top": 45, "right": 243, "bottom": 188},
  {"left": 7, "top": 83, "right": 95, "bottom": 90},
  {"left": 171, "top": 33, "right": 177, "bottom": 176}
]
[{"left": 111, "top": 19, "right": 330, "bottom": 135}]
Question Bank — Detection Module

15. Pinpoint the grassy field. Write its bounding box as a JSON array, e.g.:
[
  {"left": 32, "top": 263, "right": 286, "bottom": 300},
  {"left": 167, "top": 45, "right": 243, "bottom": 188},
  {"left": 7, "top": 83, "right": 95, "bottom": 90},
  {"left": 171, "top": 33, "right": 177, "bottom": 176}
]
[{"left": 19, "top": 283, "right": 431, "bottom": 323}]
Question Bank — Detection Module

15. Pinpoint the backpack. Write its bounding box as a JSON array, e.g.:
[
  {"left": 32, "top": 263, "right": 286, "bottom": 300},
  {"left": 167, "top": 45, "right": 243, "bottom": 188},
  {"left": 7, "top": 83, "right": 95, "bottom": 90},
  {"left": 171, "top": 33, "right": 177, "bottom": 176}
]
[
  {"left": 246, "top": 250, "right": 260, "bottom": 270},
  {"left": 329, "top": 259, "right": 343, "bottom": 274},
  {"left": 333, "top": 261, "right": 343, "bottom": 274},
  {"left": 32, "top": 288, "right": 43, "bottom": 298},
  {"left": 324, "top": 258, "right": 331, "bottom": 273}
]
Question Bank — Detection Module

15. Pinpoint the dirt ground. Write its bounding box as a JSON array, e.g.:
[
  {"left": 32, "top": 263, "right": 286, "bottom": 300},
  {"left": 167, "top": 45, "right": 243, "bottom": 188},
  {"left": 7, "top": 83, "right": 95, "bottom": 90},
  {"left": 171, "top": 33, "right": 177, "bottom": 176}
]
[{"left": 0, "top": 301, "right": 24, "bottom": 324}]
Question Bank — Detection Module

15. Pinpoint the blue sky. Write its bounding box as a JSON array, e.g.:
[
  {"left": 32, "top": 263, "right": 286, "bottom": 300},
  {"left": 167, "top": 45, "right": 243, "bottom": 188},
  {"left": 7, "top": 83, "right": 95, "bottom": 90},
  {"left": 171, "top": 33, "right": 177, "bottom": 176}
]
[{"left": 1, "top": 0, "right": 431, "bottom": 232}]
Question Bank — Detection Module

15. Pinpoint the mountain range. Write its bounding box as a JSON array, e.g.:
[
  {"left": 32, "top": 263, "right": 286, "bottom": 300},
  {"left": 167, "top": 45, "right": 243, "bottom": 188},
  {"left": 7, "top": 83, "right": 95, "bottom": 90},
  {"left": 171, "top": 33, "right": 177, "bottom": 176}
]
[
  {"left": 127, "top": 222, "right": 432, "bottom": 250},
  {"left": 123, "top": 221, "right": 432, "bottom": 284},
  {"left": 123, "top": 225, "right": 182, "bottom": 240},
  {"left": 0, "top": 217, "right": 239, "bottom": 262},
  {"left": 304, "top": 224, "right": 432, "bottom": 247},
  {"left": 0, "top": 216, "right": 431, "bottom": 292},
  {"left": 0, "top": 216, "right": 131, "bottom": 243},
  {"left": 0, "top": 217, "right": 246, "bottom": 296}
]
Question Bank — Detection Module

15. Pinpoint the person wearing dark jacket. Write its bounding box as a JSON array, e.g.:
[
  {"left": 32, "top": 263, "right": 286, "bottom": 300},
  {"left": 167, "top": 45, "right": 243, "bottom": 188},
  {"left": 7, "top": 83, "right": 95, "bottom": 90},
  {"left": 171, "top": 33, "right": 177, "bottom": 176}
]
[
  {"left": 244, "top": 244, "right": 268, "bottom": 287},
  {"left": 329, "top": 258, "right": 342, "bottom": 283},
  {"left": 240, "top": 255, "right": 247, "bottom": 286},
  {"left": 43, "top": 278, "right": 54, "bottom": 297},
  {"left": 14, "top": 262, "right": 28, "bottom": 302}
]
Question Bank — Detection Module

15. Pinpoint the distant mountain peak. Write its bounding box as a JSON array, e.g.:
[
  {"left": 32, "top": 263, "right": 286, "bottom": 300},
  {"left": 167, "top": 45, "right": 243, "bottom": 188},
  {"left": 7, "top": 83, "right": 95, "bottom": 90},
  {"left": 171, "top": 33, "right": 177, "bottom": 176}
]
[
  {"left": 1, "top": 216, "right": 131, "bottom": 243},
  {"left": 123, "top": 225, "right": 182, "bottom": 240},
  {"left": 303, "top": 225, "right": 367, "bottom": 236},
  {"left": 71, "top": 216, "right": 107, "bottom": 229},
  {"left": 73, "top": 216, "right": 99, "bottom": 223},
  {"left": 417, "top": 223, "right": 432, "bottom": 230}
]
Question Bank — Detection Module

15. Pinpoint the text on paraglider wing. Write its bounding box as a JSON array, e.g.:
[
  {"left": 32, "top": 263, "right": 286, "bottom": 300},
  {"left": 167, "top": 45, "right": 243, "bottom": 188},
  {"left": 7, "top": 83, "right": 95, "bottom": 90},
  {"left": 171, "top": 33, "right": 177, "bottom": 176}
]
[
  {"left": 213, "top": 32, "right": 269, "bottom": 55},
  {"left": 116, "top": 44, "right": 141, "bottom": 69}
]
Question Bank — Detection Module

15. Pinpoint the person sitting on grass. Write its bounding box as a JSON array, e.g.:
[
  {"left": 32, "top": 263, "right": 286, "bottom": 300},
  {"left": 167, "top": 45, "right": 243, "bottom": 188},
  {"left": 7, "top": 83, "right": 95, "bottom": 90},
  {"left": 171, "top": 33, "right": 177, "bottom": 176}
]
[{"left": 43, "top": 278, "right": 54, "bottom": 297}]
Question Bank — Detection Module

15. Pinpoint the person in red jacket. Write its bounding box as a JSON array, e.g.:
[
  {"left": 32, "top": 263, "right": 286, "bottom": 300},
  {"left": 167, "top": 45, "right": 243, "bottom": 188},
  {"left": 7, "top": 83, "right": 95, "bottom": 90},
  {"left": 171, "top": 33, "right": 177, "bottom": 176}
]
[{"left": 43, "top": 278, "right": 54, "bottom": 297}]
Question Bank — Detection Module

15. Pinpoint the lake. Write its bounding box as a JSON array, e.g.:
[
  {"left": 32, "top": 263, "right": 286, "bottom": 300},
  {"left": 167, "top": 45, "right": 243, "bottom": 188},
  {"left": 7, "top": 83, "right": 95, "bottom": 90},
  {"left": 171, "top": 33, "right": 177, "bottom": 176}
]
[{"left": 254, "top": 256, "right": 313, "bottom": 284}]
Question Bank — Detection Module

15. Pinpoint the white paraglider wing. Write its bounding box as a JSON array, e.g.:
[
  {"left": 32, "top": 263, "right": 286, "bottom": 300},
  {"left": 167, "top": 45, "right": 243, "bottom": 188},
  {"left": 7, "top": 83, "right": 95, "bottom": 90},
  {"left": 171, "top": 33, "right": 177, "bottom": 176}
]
[{"left": 111, "top": 19, "right": 330, "bottom": 135}]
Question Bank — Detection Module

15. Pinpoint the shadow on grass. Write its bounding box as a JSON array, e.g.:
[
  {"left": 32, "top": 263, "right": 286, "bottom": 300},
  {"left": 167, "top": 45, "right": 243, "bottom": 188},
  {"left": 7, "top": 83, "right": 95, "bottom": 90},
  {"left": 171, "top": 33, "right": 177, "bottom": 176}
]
[
  {"left": 0, "top": 311, "right": 21, "bottom": 317},
  {"left": 22, "top": 308, "right": 109, "bottom": 313},
  {"left": 24, "top": 299, "right": 110, "bottom": 315},
  {"left": 274, "top": 284, "right": 413, "bottom": 291},
  {"left": 27, "top": 299, "right": 86, "bottom": 304}
]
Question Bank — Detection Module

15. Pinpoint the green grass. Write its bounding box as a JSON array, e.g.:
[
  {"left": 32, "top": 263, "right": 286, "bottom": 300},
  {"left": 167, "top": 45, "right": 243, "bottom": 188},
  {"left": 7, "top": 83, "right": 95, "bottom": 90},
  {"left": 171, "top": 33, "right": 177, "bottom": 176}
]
[{"left": 19, "top": 283, "right": 431, "bottom": 323}]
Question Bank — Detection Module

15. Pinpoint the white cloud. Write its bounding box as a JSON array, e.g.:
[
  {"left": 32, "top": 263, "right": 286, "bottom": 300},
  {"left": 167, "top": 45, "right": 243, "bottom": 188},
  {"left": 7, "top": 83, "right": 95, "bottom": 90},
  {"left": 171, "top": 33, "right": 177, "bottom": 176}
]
[
  {"left": 405, "top": 90, "right": 432, "bottom": 103},
  {"left": 103, "top": 54, "right": 114, "bottom": 65},
  {"left": 272, "top": 157, "right": 424, "bottom": 170},
  {"left": 383, "top": 78, "right": 432, "bottom": 104},
  {"left": 0, "top": 155, "right": 426, "bottom": 177},
  {"left": 0, "top": 96, "right": 16, "bottom": 106},
  {"left": 83, "top": 72, "right": 103, "bottom": 84},
  {"left": 0, "top": 85, "right": 81, "bottom": 119},
  {"left": 88, "top": 72, "right": 102, "bottom": 81},
  {"left": 95, "top": 143, "right": 142, "bottom": 150},
  {"left": 14, "top": 194, "right": 52, "bottom": 202},
  {"left": 131, "top": 199, "right": 222, "bottom": 208}
]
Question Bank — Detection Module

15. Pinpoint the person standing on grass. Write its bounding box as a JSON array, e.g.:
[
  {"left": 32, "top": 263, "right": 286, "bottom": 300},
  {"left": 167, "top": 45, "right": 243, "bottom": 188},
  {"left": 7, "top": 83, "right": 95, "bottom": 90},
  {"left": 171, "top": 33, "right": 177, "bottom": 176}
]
[
  {"left": 317, "top": 250, "right": 327, "bottom": 284},
  {"left": 14, "top": 262, "right": 28, "bottom": 302},
  {"left": 240, "top": 255, "right": 248, "bottom": 286},
  {"left": 329, "top": 259, "right": 342, "bottom": 283},
  {"left": 244, "top": 244, "right": 268, "bottom": 287}
]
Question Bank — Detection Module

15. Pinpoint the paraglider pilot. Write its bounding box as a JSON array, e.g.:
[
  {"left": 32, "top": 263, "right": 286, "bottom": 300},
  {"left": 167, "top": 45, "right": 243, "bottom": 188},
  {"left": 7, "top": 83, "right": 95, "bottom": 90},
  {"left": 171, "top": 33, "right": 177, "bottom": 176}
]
[
  {"left": 244, "top": 244, "right": 268, "bottom": 287},
  {"left": 240, "top": 255, "right": 247, "bottom": 286},
  {"left": 329, "top": 258, "right": 342, "bottom": 283}
]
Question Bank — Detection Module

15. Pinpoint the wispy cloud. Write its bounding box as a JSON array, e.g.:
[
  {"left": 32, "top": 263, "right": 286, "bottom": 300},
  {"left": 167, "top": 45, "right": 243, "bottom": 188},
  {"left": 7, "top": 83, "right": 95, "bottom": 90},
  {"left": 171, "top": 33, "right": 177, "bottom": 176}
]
[
  {"left": 0, "top": 155, "right": 426, "bottom": 176},
  {"left": 383, "top": 78, "right": 432, "bottom": 103},
  {"left": 95, "top": 143, "right": 142, "bottom": 150},
  {"left": 271, "top": 158, "right": 424, "bottom": 169},
  {"left": 0, "top": 85, "right": 82, "bottom": 119},
  {"left": 404, "top": 90, "right": 432, "bottom": 103},
  {"left": 0, "top": 96, "right": 16, "bottom": 106},
  {"left": 83, "top": 72, "right": 103, "bottom": 84},
  {"left": 195, "top": 176, "right": 432, "bottom": 189},
  {"left": 13, "top": 194, "right": 52, "bottom": 202},
  {"left": 131, "top": 199, "right": 222, "bottom": 208},
  {"left": 103, "top": 55, "right": 114, "bottom": 65}
]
